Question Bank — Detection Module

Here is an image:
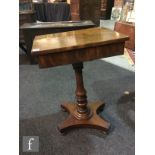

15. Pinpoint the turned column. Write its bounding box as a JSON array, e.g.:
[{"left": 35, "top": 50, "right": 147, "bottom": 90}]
[{"left": 72, "top": 62, "right": 92, "bottom": 120}]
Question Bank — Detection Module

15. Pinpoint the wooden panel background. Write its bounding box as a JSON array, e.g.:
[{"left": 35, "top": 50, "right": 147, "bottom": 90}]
[{"left": 70, "top": 0, "right": 101, "bottom": 26}]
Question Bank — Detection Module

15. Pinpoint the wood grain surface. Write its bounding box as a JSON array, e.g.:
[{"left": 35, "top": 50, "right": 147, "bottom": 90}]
[{"left": 31, "top": 27, "right": 129, "bottom": 55}]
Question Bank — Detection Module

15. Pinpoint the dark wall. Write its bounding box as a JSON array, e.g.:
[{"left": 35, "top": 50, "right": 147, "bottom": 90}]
[{"left": 105, "top": 0, "right": 114, "bottom": 19}]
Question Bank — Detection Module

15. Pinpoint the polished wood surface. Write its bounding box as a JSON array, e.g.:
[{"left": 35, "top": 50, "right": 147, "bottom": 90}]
[
  {"left": 32, "top": 27, "right": 128, "bottom": 68},
  {"left": 20, "top": 20, "right": 95, "bottom": 63},
  {"left": 37, "top": 42, "right": 124, "bottom": 68},
  {"left": 58, "top": 101, "right": 110, "bottom": 133},
  {"left": 57, "top": 62, "right": 110, "bottom": 133},
  {"left": 32, "top": 27, "right": 129, "bottom": 134},
  {"left": 72, "top": 63, "right": 92, "bottom": 120},
  {"left": 32, "top": 27, "right": 128, "bottom": 55}
]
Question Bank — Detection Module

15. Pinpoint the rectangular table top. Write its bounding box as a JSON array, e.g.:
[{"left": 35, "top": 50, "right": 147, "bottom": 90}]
[{"left": 31, "top": 27, "right": 128, "bottom": 56}]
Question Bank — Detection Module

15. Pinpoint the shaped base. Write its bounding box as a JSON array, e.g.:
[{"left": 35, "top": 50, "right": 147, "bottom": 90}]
[{"left": 58, "top": 101, "right": 110, "bottom": 134}]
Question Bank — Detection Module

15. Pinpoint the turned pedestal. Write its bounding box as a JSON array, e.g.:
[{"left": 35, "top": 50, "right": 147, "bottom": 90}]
[{"left": 57, "top": 62, "right": 110, "bottom": 133}]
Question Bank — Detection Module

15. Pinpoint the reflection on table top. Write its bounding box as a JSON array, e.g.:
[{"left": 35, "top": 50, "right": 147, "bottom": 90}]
[{"left": 32, "top": 27, "right": 129, "bottom": 55}]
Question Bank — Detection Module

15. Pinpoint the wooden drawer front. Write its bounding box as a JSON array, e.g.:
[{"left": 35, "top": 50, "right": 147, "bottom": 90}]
[{"left": 38, "top": 42, "right": 124, "bottom": 68}]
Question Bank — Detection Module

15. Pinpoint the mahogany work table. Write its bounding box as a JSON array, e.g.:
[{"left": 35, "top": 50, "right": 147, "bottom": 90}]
[{"left": 31, "top": 27, "right": 129, "bottom": 134}]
